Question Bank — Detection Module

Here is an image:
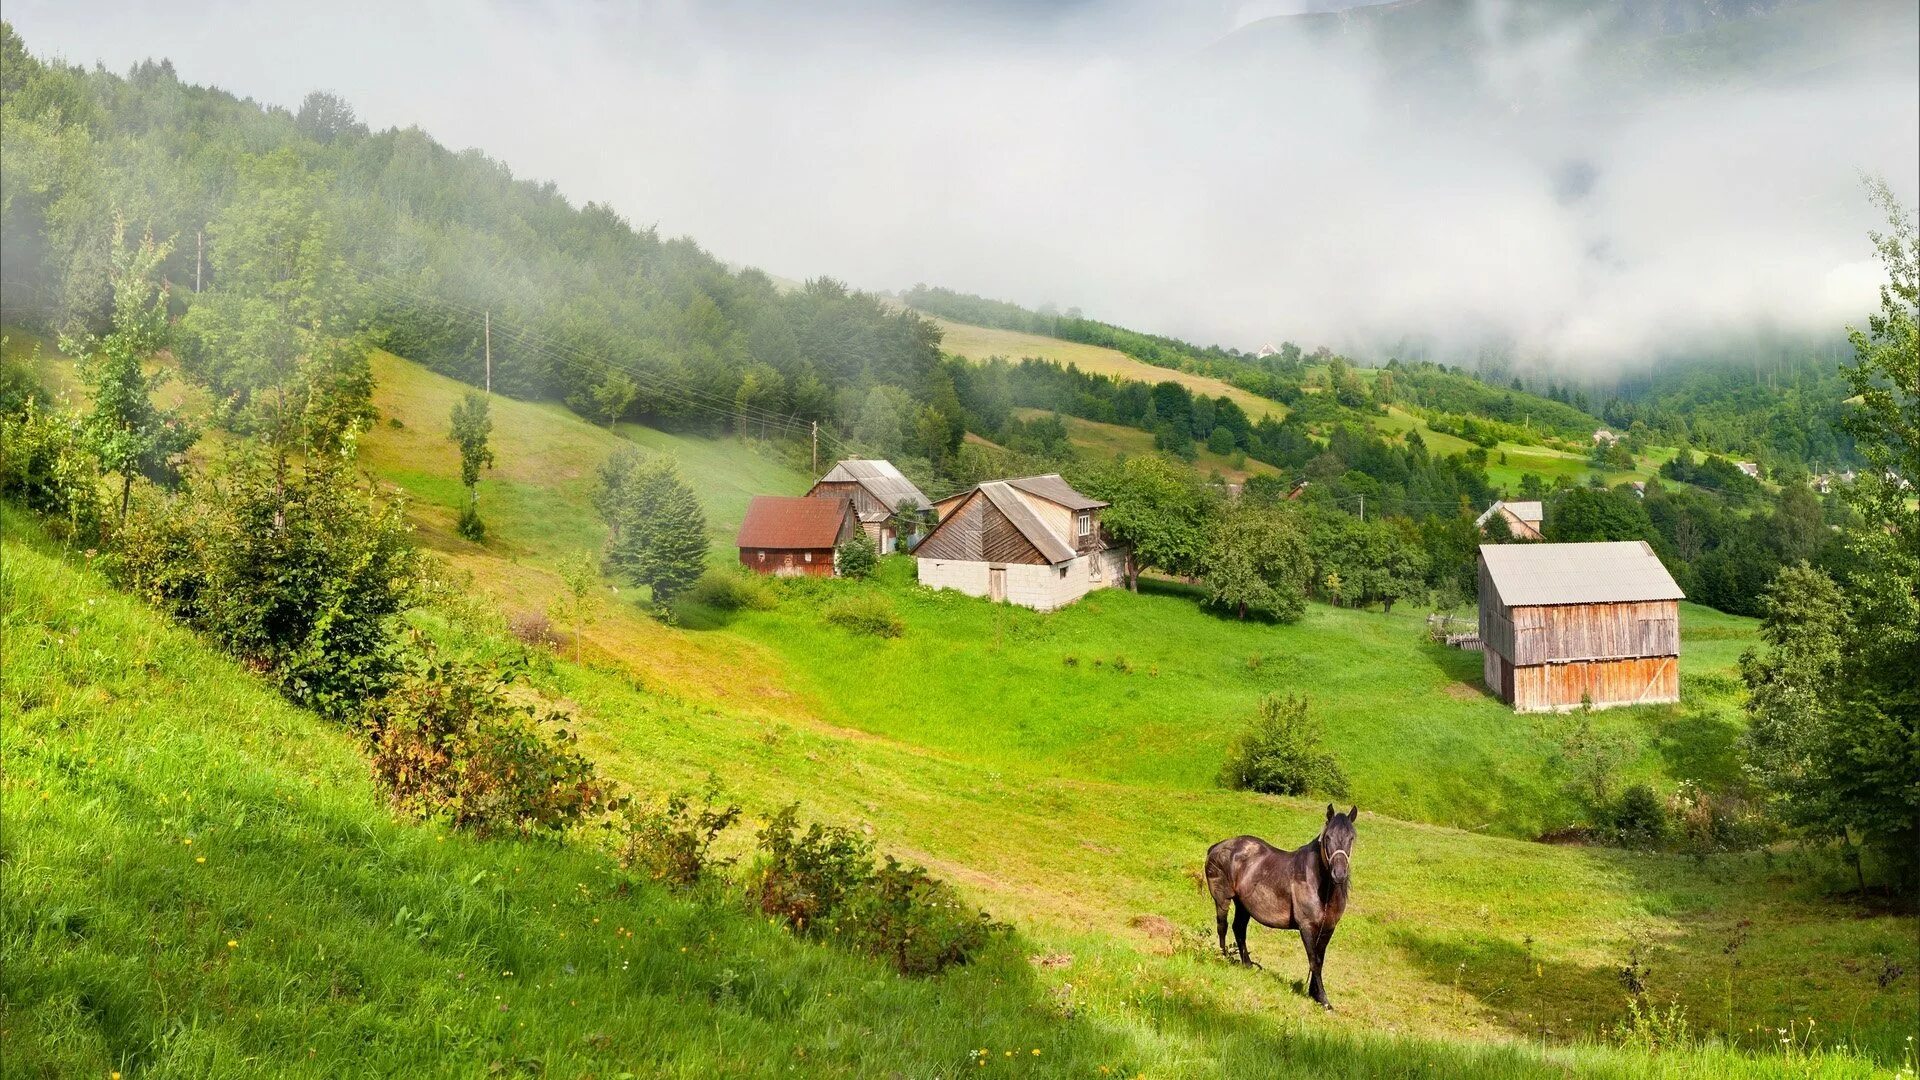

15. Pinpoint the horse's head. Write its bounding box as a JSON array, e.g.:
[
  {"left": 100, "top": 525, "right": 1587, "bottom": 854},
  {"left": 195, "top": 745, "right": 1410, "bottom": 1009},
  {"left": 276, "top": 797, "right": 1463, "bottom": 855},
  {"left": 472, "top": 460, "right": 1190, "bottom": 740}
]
[{"left": 1319, "top": 804, "right": 1359, "bottom": 886}]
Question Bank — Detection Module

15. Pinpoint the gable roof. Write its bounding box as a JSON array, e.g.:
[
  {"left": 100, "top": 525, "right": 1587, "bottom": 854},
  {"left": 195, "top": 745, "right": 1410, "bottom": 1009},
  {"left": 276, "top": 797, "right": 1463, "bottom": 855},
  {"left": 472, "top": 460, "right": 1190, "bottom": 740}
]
[
  {"left": 816, "top": 459, "right": 932, "bottom": 512},
  {"left": 736, "top": 496, "right": 854, "bottom": 550},
  {"left": 1004, "top": 474, "right": 1106, "bottom": 511},
  {"left": 1474, "top": 500, "right": 1543, "bottom": 528},
  {"left": 979, "top": 482, "right": 1077, "bottom": 564},
  {"left": 1479, "top": 541, "right": 1684, "bottom": 606}
]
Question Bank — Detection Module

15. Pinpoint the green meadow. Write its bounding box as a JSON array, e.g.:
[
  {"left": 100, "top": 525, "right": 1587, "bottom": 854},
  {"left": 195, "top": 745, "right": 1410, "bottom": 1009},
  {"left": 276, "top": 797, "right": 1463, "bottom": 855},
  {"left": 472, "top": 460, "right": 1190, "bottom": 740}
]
[{"left": 6, "top": 344, "right": 1913, "bottom": 1077}]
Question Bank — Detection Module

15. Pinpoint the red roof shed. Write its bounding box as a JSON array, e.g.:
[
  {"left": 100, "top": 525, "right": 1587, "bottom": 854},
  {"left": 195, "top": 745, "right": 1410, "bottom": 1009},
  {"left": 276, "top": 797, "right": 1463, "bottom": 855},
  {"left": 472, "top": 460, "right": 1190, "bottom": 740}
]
[{"left": 736, "top": 496, "right": 859, "bottom": 577}]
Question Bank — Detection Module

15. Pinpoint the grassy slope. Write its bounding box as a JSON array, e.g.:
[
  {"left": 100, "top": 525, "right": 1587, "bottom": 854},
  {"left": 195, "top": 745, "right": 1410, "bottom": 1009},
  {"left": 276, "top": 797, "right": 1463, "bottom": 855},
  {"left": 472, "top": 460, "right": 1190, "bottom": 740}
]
[
  {"left": 5, "top": 517, "right": 1909, "bottom": 1078},
  {"left": 932, "top": 318, "right": 1287, "bottom": 422},
  {"left": 1012, "top": 407, "right": 1281, "bottom": 483},
  {"left": 340, "top": 351, "right": 1913, "bottom": 1067}
]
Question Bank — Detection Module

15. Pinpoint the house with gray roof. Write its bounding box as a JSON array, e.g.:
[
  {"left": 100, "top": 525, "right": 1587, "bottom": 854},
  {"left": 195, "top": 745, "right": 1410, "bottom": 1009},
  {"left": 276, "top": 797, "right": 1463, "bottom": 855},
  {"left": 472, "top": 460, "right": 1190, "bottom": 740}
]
[
  {"left": 805, "top": 459, "right": 933, "bottom": 554},
  {"left": 913, "top": 475, "right": 1127, "bottom": 610}
]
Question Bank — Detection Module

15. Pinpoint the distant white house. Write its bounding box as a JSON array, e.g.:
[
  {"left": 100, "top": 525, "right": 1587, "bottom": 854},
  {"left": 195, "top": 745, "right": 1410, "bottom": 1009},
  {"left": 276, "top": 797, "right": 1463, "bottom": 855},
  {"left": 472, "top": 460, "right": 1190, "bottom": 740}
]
[
  {"left": 1256, "top": 342, "right": 1277, "bottom": 358},
  {"left": 1593, "top": 429, "right": 1619, "bottom": 446},
  {"left": 1474, "top": 500, "right": 1544, "bottom": 541},
  {"left": 1736, "top": 461, "right": 1761, "bottom": 479}
]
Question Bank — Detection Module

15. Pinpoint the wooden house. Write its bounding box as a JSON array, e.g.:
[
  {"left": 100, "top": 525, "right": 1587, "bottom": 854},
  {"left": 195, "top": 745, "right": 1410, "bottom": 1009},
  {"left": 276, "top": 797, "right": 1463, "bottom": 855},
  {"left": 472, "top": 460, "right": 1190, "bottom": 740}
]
[
  {"left": 1474, "top": 499, "right": 1544, "bottom": 540},
  {"left": 805, "top": 459, "right": 933, "bottom": 553},
  {"left": 1478, "top": 541, "right": 1684, "bottom": 712},
  {"left": 914, "top": 474, "right": 1127, "bottom": 610},
  {"left": 735, "top": 495, "right": 859, "bottom": 577}
]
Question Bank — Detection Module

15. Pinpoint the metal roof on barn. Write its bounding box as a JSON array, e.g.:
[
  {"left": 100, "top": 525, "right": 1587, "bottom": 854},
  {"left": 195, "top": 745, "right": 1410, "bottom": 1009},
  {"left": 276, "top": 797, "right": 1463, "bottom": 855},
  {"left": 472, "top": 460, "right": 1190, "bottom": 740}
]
[
  {"left": 816, "top": 459, "right": 933, "bottom": 513},
  {"left": 1478, "top": 541, "right": 1684, "bottom": 607},
  {"left": 736, "top": 496, "right": 856, "bottom": 550},
  {"left": 1474, "top": 500, "right": 1543, "bottom": 528}
]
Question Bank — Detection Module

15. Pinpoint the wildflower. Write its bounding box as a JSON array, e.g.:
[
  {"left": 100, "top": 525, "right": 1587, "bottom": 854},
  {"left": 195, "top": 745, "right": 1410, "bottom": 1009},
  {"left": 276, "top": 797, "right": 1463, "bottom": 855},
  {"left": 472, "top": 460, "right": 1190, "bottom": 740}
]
[
  {"left": 196, "top": 856, "right": 206, "bottom": 864},
  {"left": 227, "top": 939, "right": 238, "bottom": 949},
  {"left": 182, "top": 838, "right": 192, "bottom": 845}
]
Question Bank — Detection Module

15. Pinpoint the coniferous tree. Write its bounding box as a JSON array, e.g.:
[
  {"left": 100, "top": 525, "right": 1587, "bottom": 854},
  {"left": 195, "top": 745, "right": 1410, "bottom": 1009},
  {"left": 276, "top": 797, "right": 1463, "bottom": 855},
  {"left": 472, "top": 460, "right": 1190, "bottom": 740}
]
[{"left": 607, "top": 455, "right": 707, "bottom": 608}]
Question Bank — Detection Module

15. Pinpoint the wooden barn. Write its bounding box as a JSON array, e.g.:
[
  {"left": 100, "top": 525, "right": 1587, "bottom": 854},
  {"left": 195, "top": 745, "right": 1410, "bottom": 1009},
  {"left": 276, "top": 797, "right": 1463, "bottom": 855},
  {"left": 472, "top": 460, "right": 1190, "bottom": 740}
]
[
  {"left": 735, "top": 495, "right": 859, "bottom": 577},
  {"left": 1474, "top": 499, "right": 1544, "bottom": 540},
  {"left": 1478, "top": 541, "right": 1684, "bottom": 712},
  {"left": 915, "top": 474, "right": 1128, "bottom": 610},
  {"left": 805, "top": 459, "right": 933, "bottom": 554}
]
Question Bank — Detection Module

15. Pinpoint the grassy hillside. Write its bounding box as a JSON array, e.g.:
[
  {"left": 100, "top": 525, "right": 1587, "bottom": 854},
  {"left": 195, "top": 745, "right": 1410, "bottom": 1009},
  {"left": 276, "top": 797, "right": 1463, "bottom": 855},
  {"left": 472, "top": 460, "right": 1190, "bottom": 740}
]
[
  {"left": 6, "top": 512, "right": 1910, "bottom": 1077},
  {"left": 1012, "top": 407, "right": 1281, "bottom": 483},
  {"left": 934, "top": 318, "right": 1287, "bottom": 422}
]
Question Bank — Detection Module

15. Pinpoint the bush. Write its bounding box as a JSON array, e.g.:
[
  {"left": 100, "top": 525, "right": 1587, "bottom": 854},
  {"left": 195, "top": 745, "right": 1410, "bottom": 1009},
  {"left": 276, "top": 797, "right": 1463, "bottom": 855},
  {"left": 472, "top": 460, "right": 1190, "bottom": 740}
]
[
  {"left": 614, "top": 778, "right": 742, "bottom": 889},
  {"left": 0, "top": 399, "right": 105, "bottom": 542},
  {"left": 1602, "top": 783, "right": 1672, "bottom": 849},
  {"left": 823, "top": 593, "right": 904, "bottom": 638},
  {"left": 457, "top": 504, "right": 486, "bottom": 542},
  {"left": 836, "top": 529, "right": 878, "bottom": 579},
  {"left": 507, "top": 610, "right": 558, "bottom": 648},
  {"left": 682, "top": 568, "right": 776, "bottom": 612},
  {"left": 367, "top": 646, "right": 611, "bottom": 835},
  {"left": 747, "top": 805, "right": 1004, "bottom": 976},
  {"left": 111, "top": 450, "right": 417, "bottom": 718},
  {"left": 1218, "top": 694, "right": 1349, "bottom": 798}
]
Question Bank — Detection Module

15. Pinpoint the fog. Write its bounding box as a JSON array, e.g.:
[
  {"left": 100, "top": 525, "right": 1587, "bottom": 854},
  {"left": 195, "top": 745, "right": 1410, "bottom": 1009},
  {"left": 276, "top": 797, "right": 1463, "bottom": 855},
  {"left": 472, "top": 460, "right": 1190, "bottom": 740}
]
[{"left": 8, "top": 0, "right": 1917, "bottom": 371}]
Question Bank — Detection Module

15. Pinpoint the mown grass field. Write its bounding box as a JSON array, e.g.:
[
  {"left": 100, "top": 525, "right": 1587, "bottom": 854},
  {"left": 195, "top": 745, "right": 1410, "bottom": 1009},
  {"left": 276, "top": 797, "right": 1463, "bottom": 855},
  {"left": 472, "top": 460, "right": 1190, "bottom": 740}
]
[{"left": 4, "top": 513, "right": 1912, "bottom": 1078}]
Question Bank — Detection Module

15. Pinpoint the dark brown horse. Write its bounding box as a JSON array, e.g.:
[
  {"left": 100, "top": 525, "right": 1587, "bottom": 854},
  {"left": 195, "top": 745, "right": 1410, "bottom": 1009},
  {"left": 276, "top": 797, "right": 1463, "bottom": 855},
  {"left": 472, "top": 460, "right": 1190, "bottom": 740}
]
[{"left": 1205, "top": 805, "right": 1358, "bottom": 1009}]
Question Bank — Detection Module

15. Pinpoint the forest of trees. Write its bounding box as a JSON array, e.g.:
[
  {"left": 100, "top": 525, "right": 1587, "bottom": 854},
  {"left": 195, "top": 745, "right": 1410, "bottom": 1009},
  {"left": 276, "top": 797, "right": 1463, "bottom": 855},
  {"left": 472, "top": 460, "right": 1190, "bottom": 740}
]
[{"left": 0, "top": 26, "right": 959, "bottom": 455}]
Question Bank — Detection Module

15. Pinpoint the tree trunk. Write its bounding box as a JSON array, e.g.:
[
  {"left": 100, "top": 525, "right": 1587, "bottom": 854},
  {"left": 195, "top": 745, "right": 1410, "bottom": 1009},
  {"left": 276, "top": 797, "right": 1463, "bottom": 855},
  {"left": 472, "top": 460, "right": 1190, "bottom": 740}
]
[{"left": 119, "top": 473, "right": 132, "bottom": 521}]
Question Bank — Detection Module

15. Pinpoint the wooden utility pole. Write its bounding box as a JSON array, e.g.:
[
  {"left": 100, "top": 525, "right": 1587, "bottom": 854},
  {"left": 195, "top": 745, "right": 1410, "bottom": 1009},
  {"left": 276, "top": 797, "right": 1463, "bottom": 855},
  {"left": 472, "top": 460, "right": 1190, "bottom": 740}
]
[
  {"left": 811, "top": 420, "right": 818, "bottom": 473},
  {"left": 484, "top": 309, "right": 492, "bottom": 395},
  {"left": 194, "top": 230, "right": 203, "bottom": 293}
]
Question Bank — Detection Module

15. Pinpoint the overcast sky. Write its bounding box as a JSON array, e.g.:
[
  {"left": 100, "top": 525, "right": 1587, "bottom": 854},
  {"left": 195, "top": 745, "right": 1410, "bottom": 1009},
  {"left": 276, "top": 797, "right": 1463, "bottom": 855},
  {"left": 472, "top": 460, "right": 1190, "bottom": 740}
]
[{"left": 8, "top": 0, "right": 1917, "bottom": 369}]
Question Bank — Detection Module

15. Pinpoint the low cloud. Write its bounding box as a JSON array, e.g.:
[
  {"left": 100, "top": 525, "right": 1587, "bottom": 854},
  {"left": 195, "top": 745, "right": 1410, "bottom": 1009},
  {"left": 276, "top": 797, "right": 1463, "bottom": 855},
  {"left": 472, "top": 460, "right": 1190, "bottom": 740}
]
[{"left": 10, "top": 0, "right": 1917, "bottom": 372}]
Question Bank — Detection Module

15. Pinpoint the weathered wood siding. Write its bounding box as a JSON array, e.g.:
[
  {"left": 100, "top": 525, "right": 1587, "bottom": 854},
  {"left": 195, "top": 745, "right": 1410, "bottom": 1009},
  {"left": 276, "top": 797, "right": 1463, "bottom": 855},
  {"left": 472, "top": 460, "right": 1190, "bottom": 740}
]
[
  {"left": 1508, "top": 600, "right": 1679, "bottom": 666},
  {"left": 809, "top": 480, "right": 888, "bottom": 519},
  {"left": 913, "top": 491, "right": 1044, "bottom": 565},
  {"left": 1510, "top": 656, "right": 1679, "bottom": 712}
]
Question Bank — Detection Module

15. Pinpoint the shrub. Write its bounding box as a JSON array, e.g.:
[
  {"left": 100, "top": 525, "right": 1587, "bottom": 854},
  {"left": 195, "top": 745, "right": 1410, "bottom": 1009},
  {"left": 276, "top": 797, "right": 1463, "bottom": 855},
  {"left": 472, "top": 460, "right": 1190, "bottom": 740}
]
[
  {"left": 0, "top": 399, "right": 105, "bottom": 542},
  {"left": 456, "top": 504, "right": 486, "bottom": 542},
  {"left": 836, "top": 529, "right": 878, "bottom": 579},
  {"left": 367, "top": 647, "right": 611, "bottom": 835},
  {"left": 507, "top": 610, "right": 558, "bottom": 648},
  {"left": 1602, "top": 783, "right": 1672, "bottom": 849},
  {"left": 747, "top": 805, "right": 1003, "bottom": 976},
  {"left": 682, "top": 568, "right": 776, "bottom": 612},
  {"left": 1218, "top": 694, "right": 1349, "bottom": 798},
  {"left": 823, "top": 593, "right": 904, "bottom": 637},
  {"left": 614, "top": 778, "right": 742, "bottom": 889},
  {"left": 1665, "top": 781, "right": 1775, "bottom": 855},
  {"left": 111, "top": 449, "right": 417, "bottom": 718}
]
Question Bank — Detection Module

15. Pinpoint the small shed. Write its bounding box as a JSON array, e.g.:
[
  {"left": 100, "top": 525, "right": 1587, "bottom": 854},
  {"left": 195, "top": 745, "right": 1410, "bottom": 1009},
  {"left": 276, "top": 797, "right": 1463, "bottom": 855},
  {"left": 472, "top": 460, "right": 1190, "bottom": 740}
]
[
  {"left": 1478, "top": 541, "right": 1684, "bottom": 712},
  {"left": 736, "top": 495, "right": 859, "bottom": 577},
  {"left": 1474, "top": 500, "right": 1544, "bottom": 540},
  {"left": 806, "top": 459, "right": 934, "bottom": 553}
]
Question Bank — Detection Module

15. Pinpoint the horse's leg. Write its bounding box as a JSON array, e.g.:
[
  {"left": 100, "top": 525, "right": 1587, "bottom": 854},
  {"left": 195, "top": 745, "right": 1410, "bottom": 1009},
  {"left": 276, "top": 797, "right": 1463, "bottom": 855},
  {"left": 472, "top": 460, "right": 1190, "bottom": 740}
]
[
  {"left": 1231, "top": 900, "right": 1259, "bottom": 968},
  {"left": 1207, "top": 870, "right": 1233, "bottom": 961},
  {"left": 1306, "top": 921, "right": 1336, "bottom": 1009},
  {"left": 1298, "top": 923, "right": 1325, "bottom": 1006}
]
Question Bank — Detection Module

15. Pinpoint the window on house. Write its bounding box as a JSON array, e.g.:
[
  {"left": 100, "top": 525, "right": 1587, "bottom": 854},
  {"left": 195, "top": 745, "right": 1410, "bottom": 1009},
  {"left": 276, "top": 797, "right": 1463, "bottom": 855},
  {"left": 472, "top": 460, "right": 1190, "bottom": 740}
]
[
  {"left": 804, "top": 552, "right": 813, "bottom": 562},
  {"left": 1076, "top": 511, "right": 1091, "bottom": 538},
  {"left": 757, "top": 551, "right": 766, "bottom": 562}
]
